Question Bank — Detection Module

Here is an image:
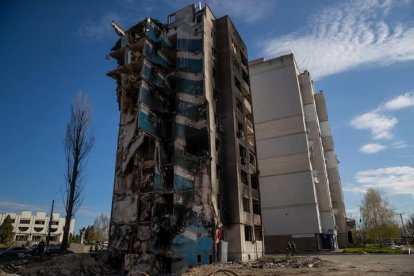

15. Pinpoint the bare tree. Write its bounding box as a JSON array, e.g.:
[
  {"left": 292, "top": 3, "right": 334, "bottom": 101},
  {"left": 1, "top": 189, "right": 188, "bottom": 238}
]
[
  {"left": 61, "top": 94, "right": 94, "bottom": 251},
  {"left": 407, "top": 213, "right": 414, "bottom": 238},
  {"left": 93, "top": 213, "right": 110, "bottom": 243}
]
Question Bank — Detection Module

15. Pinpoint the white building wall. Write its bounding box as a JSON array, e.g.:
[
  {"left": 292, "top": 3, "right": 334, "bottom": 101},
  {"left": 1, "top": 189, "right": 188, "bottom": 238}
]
[
  {"left": 0, "top": 211, "right": 75, "bottom": 243},
  {"left": 250, "top": 55, "right": 323, "bottom": 243}
]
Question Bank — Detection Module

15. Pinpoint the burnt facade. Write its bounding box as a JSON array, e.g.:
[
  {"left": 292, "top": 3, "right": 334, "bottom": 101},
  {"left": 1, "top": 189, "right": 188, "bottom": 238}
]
[{"left": 107, "top": 4, "right": 262, "bottom": 274}]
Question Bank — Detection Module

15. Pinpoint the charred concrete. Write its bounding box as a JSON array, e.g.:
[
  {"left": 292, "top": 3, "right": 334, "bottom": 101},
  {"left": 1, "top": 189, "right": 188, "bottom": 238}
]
[{"left": 107, "top": 4, "right": 263, "bottom": 274}]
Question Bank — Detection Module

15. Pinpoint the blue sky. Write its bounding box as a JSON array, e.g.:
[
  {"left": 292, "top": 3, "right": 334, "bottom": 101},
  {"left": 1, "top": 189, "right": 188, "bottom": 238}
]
[{"left": 1, "top": 0, "right": 413, "bottom": 233}]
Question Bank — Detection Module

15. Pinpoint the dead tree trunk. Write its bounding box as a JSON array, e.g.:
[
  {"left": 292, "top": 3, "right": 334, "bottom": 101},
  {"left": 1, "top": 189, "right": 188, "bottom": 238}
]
[{"left": 61, "top": 94, "right": 94, "bottom": 252}]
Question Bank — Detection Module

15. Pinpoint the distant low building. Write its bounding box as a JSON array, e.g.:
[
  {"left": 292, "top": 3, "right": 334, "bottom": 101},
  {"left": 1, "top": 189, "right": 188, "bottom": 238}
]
[{"left": 0, "top": 211, "right": 74, "bottom": 243}]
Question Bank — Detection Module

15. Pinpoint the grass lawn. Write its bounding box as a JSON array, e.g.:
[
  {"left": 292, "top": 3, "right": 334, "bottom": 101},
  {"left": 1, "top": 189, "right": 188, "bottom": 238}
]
[{"left": 343, "top": 245, "right": 404, "bottom": 254}]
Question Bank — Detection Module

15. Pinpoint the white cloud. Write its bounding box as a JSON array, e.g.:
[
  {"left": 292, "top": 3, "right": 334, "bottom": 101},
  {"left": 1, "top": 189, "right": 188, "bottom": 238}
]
[
  {"left": 384, "top": 92, "right": 414, "bottom": 110},
  {"left": 77, "top": 0, "right": 155, "bottom": 40},
  {"left": 350, "top": 111, "right": 397, "bottom": 140},
  {"left": 0, "top": 199, "right": 100, "bottom": 218},
  {"left": 260, "top": 0, "right": 414, "bottom": 79},
  {"left": 79, "top": 0, "right": 276, "bottom": 40},
  {"left": 78, "top": 13, "right": 122, "bottom": 40},
  {"left": 0, "top": 199, "right": 48, "bottom": 212},
  {"left": 391, "top": 141, "right": 410, "bottom": 149},
  {"left": 359, "top": 143, "right": 387, "bottom": 153},
  {"left": 347, "top": 166, "right": 414, "bottom": 196},
  {"left": 350, "top": 91, "right": 414, "bottom": 142}
]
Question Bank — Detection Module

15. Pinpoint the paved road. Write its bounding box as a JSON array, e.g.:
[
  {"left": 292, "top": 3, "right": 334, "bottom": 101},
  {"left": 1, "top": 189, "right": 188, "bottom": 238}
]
[{"left": 316, "top": 254, "right": 414, "bottom": 275}]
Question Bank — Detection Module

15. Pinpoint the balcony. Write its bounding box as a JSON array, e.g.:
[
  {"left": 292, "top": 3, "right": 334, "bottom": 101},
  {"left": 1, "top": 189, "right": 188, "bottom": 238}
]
[
  {"left": 251, "top": 188, "right": 259, "bottom": 200},
  {"left": 242, "top": 184, "right": 249, "bottom": 198},
  {"left": 253, "top": 214, "right": 262, "bottom": 225},
  {"left": 242, "top": 81, "right": 250, "bottom": 96},
  {"left": 243, "top": 211, "right": 252, "bottom": 223},
  {"left": 247, "top": 134, "right": 255, "bottom": 151},
  {"left": 18, "top": 227, "right": 29, "bottom": 232},
  {"left": 245, "top": 117, "right": 254, "bottom": 134},
  {"left": 244, "top": 98, "right": 252, "bottom": 114},
  {"left": 243, "top": 87, "right": 252, "bottom": 103}
]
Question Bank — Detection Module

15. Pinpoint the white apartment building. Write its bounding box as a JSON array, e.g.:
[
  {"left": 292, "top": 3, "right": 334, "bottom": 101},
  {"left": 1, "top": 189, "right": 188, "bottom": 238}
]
[
  {"left": 0, "top": 211, "right": 75, "bottom": 243},
  {"left": 249, "top": 54, "right": 348, "bottom": 253}
]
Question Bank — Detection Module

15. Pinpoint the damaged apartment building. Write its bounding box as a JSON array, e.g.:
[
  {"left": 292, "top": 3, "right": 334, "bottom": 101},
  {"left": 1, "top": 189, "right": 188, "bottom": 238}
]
[
  {"left": 107, "top": 4, "right": 263, "bottom": 274},
  {"left": 249, "top": 54, "right": 348, "bottom": 253}
]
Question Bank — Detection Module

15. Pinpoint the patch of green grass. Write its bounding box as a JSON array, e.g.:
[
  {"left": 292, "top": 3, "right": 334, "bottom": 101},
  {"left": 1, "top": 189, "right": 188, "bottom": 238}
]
[{"left": 343, "top": 245, "right": 404, "bottom": 254}]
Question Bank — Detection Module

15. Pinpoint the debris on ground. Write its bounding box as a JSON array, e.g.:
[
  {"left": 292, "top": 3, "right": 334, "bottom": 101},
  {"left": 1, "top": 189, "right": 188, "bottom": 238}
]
[
  {"left": 184, "top": 256, "right": 323, "bottom": 275},
  {"left": 0, "top": 252, "right": 123, "bottom": 276}
]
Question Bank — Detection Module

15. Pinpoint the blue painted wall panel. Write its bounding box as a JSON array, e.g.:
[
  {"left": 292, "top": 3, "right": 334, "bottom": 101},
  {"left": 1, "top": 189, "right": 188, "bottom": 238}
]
[
  {"left": 139, "top": 85, "right": 170, "bottom": 113},
  {"left": 141, "top": 63, "right": 168, "bottom": 88},
  {"left": 177, "top": 38, "right": 203, "bottom": 52},
  {"left": 146, "top": 23, "right": 172, "bottom": 47},
  {"left": 144, "top": 43, "right": 171, "bottom": 68},
  {"left": 172, "top": 224, "right": 213, "bottom": 266},
  {"left": 174, "top": 173, "right": 194, "bottom": 191},
  {"left": 138, "top": 110, "right": 159, "bottom": 137},
  {"left": 176, "top": 57, "right": 202, "bottom": 72},
  {"left": 154, "top": 173, "right": 162, "bottom": 190}
]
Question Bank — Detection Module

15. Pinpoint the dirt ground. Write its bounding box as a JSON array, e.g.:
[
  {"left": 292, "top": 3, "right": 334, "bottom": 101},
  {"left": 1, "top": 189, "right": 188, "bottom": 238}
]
[
  {"left": 0, "top": 253, "right": 413, "bottom": 275},
  {"left": 185, "top": 254, "right": 414, "bottom": 276}
]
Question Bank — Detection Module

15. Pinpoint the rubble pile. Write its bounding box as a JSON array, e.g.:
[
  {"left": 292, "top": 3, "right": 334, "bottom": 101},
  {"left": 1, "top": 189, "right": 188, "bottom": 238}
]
[
  {"left": 0, "top": 253, "right": 123, "bottom": 276},
  {"left": 184, "top": 256, "right": 323, "bottom": 275},
  {"left": 254, "top": 256, "right": 322, "bottom": 268}
]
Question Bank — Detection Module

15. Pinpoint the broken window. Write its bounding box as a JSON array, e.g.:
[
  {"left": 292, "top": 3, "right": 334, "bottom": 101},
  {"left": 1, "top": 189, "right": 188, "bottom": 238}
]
[
  {"left": 249, "top": 151, "right": 256, "bottom": 166},
  {"left": 196, "top": 14, "right": 203, "bottom": 23},
  {"left": 237, "top": 123, "right": 244, "bottom": 138},
  {"left": 253, "top": 199, "right": 260, "bottom": 214},
  {"left": 232, "top": 56, "right": 240, "bottom": 72},
  {"left": 254, "top": 226, "right": 262, "bottom": 241},
  {"left": 240, "top": 169, "right": 248, "bottom": 185},
  {"left": 236, "top": 98, "right": 243, "bottom": 113},
  {"left": 139, "top": 138, "right": 155, "bottom": 161},
  {"left": 168, "top": 14, "right": 176, "bottom": 24},
  {"left": 244, "top": 225, "right": 253, "bottom": 241},
  {"left": 234, "top": 75, "right": 241, "bottom": 92},
  {"left": 239, "top": 144, "right": 247, "bottom": 164},
  {"left": 242, "top": 68, "right": 249, "bottom": 85},
  {"left": 251, "top": 174, "right": 259, "bottom": 190},
  {"left": 241, "top": 52, "right": 248, "bottom": 68},
  {"left": 186, "top": 131, "right": 209, "bottom": 157},
  {"left": 242, "top": 197, "right": 250, "bottom": 212}
]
